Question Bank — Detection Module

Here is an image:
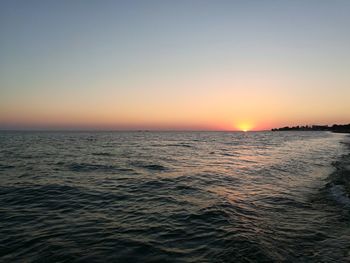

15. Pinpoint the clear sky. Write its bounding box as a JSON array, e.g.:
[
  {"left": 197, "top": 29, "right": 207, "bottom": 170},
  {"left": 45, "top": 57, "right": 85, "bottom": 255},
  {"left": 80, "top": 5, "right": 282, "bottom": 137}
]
[{"left": 1, "top": 0, "right": 349, "bottom": 131}]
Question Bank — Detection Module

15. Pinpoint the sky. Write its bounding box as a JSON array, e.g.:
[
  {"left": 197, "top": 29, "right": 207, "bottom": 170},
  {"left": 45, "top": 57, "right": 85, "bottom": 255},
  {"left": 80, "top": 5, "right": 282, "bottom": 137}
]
[{"left": 1, "top": 0, "right": 349, "bottom": 131}]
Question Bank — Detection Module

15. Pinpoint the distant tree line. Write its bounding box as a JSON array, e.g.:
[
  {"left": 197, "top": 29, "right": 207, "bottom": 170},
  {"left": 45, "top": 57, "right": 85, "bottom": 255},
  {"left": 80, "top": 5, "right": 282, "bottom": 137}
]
[{"left": 271, "top": 124, "right": 350, "bottom": 133}]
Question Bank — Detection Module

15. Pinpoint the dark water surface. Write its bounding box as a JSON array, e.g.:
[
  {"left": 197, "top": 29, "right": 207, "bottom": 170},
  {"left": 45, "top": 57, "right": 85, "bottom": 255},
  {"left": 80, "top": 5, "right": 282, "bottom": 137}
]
[{"left": 0, "top": 131, "right": 349, "bottom": 262}]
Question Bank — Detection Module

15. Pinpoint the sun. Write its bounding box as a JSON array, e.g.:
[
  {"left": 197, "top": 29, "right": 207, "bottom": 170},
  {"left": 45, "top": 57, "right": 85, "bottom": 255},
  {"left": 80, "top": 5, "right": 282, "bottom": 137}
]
[{"left": 236, "top": 123, "right": 253, "bottom": 132}]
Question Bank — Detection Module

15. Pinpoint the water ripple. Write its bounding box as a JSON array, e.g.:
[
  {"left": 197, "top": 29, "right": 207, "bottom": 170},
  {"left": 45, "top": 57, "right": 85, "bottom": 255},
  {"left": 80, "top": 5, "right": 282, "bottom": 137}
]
[{"left": 0, "top": 131, "right": 349, "bottom": 262}]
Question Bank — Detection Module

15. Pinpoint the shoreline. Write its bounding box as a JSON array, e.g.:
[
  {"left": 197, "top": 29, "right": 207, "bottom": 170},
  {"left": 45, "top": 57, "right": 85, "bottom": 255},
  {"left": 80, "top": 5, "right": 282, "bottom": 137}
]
[
  {"left": 272, "top": 124, "right": 350, "bottom": 133},
  {"left": 326, "top": 135, "right": 350, "bottom": 205}
]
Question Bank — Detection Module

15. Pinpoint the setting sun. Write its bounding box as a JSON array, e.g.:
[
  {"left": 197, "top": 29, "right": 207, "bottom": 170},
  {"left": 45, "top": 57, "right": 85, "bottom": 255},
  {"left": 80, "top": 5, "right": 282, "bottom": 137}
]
[{"left": 237, "top": 123, "right": 254, "bottom": 132}]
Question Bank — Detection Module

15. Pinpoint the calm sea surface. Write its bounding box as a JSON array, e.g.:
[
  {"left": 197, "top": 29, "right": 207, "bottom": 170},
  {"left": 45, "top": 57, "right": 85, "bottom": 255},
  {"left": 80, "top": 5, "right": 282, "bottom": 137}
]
[{"left": 0, "top": 131, "right": 349, "bottom": 262}]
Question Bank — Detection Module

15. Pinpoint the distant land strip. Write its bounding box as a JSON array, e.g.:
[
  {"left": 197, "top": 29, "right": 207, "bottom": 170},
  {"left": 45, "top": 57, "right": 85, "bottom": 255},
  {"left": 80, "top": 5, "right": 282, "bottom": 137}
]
[{"left": 271, "top": 124, "right": 350, "bottom": 133}]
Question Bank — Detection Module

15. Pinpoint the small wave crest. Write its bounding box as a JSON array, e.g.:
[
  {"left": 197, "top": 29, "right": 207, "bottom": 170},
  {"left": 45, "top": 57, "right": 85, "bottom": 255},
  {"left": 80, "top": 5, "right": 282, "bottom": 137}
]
[
  {"left": 66, "top": 162, "right": 133, "bottom": 173},
  {"left": 92, "top": 152, "right": 115, "bottom": 157},
  {"left": 168, "top": 143, "right": 193, "bottom": 148},
  {"left": 130, "top": 161, "right": 168, "bottom": 171},
  {"left": 0, "top": 164, "right": 15, "bottom": 170}
]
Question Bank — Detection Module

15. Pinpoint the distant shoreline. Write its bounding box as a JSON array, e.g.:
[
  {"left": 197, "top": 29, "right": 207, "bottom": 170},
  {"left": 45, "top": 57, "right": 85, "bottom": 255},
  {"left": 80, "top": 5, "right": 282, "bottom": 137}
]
[{"left": 272, "top": 124, "right": 350, "bottom": 133}]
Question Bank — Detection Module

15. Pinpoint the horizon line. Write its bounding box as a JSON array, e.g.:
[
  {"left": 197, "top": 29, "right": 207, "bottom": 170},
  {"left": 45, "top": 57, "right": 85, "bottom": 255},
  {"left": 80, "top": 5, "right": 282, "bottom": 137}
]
[{"left": 0, "top": 128, "right": 269, "bottom": 132}]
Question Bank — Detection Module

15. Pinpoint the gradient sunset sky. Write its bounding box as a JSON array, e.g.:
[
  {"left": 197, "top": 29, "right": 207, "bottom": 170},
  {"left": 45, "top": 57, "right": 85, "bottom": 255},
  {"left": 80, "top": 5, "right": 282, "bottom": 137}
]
[{"left": 1, "top": 0, "right": 349, "bottom": 131}]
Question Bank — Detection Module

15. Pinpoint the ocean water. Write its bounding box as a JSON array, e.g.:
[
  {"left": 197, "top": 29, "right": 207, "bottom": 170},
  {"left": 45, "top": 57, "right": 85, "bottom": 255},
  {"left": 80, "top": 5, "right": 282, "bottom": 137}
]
[{"left": 0, "top": 131, "right": 349, "bottom": 262}]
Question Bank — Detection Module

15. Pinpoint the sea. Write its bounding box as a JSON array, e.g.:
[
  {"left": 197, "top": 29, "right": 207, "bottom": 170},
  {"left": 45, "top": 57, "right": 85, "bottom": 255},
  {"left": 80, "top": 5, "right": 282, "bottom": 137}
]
[{"left": 0, "top": 131, "right": 349, "bottom": 262}]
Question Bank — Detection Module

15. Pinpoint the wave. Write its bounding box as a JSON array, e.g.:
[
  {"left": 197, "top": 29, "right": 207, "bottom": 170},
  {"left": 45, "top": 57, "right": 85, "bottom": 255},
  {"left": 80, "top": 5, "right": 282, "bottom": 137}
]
[
  {"left": 92, "top": 152, "right": 115, "bottom": 157},
  {"left": 130, "top": 161, "right": 168, "bottom": 171},
  {"left": 329, "top": 184, "right": 350, "bottom": 206},
  {"left": 220, "top": 152, "right": 237, "bottom": 157},
  {"left": 0, "top": 164, "right": 15, "bottom": 170},
  {"left": 1, "top": 131, "right": 350, "bottom": 262},
  {"left": 151, "top": 143, "right": 193, "bottom": 148},
  {"left": 167, "top": 143, "right": 193, "bottom": 148},
  {"left": 66, "top": 162, "right": 133, "bottom": 173},
  {"left": 325, "top": 138, "right": 350, "bottom": 206},
  {"left": 142, "top": 164, "right": 168, "bottom": 171}
]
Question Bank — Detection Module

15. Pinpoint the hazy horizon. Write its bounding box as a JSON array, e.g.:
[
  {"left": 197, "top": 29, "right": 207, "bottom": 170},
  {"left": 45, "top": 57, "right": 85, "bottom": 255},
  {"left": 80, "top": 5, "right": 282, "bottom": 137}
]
[
  {"left": 1, "top": 0, "right": 350, "bottom": 131},
  {"left": 0, "top": 122, "right": 350, "bottom": 132}
]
